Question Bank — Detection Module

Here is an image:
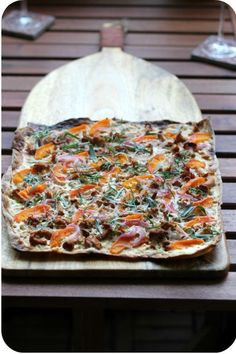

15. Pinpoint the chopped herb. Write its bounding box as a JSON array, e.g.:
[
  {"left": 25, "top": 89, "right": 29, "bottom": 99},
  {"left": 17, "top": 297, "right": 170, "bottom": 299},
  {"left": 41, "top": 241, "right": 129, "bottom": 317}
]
[
  {"left": 95, "top": 219, "right": 103, "bottom": 234},
  {"left": 33, "top": 128, "right": 50, "bottom": 140},
  {"left": 107, "top": 145, "right": 116, "bottom": 154},
  {"left": 24, "top": 173, "right": 41, "bottom": 186},
  {"left": 189, "top": 187, "right": 207, "bottom": 197},
  {"left": 89, "top": 143, "right": 97, "bottom": 161},
  {"left": 180, "top": 205, "right": 206, "bottom": 219},
  {"left": 100, "top": 162, "right": 112, "bottom": 171},
  {"left": 64, "top": 132, "right": 81, "bottom": 141},
  {"left": 145, "top": 196, "right": 157, "bottom": 208},
  {"left": 25, "top": 194, "right": 44, "bottom": 207},
  {"left": 159, "top": 170, "right": 179, "bottom": 179},
  {"left": 62, "top": 142, "right": 80, "bottom": 151}
]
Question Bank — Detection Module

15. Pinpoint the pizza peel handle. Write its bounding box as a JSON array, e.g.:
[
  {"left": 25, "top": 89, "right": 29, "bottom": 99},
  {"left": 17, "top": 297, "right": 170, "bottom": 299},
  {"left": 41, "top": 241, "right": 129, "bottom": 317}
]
[{"left": 19, "top": 23, "right": 201, "bottom": 128}]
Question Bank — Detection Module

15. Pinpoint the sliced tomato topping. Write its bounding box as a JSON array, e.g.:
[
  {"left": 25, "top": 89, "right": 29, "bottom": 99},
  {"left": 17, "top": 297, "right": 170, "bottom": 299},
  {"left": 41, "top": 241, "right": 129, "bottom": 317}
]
[
  {"left": 69, "top": 184, "right": 98, "bottom": 199},
  {"left": 89, "top": 118, "right": 111, "bottom": 136},
  {"left": 68, "top": 124, "right": 88, "bottom": 134},
  {"left": 193, "top": 196, "right": 214, "bottom": 207},
  {"left": 12, "top": 168, "right": 35, "bottom": 184},
  {"left": 35, "top": 143, "right": 55, "bottom": 160},
  {"left": 14, "top": 204, "right": 51, "bottom": 222},
  {"left": 184, "top": 215, "right": 215, "bottom": 228},
  {"left": 186, "top": 159, "right": 206, "bottom": 169},
  {"left": 167, "top": 238, "right": 204, "bottom": 250},
  {"left": 72, "top": 209, "right": 84, "bottom": 224},
  {"left": 147, "top": 154, "right": 165, "bottom": 174},
  {"left": 180, "top": 177, "right": 206, "bottom": 194},
  {"left": 133, "top": 135, "right": 158, "bottom": 143},
  {"left": 50, "top": 225, "right": 77, "bottom": 248},
  {"left": 17, "top": 184, "right": 47, "bottom": 201},
  {"left": 188, "top": 132, "right": 210, "bottom": 143}
]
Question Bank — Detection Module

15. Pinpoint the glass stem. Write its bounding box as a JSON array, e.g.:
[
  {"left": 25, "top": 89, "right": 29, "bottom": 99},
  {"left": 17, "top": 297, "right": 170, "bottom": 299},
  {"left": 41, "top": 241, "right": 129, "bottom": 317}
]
[
  {"left": 20, "top": 0, "right": 28, "bottom": 16},
  {"left": 217, "top": 2, "right": 225, "bottom": 40}
]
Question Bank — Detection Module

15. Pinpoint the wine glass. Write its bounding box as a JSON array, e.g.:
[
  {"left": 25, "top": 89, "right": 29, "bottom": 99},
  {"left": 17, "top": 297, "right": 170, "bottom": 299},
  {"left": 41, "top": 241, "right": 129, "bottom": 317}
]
[
  {"left": 201, "top": 2, "right": 236, "bottom": 59},
  {"left": 2, "top": 0, "right": 54, "bottom": 39}
]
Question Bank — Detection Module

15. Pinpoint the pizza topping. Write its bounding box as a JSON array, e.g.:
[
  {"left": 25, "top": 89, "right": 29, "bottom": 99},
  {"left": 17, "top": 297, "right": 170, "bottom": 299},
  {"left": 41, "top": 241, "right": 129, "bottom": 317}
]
[
  {"left": 180, "top": 177, "right": 206, "bottom": 194},
  {"left": 188, "top": 132, "right": 211, "bottom": 144},
  {"left": 167, "top": 238, "right": 204, "bottom": 250},
  {"left": 14, "top": 204, "right": 51, "bottom": 222},
  {"left": 186, "top": 159, "right": 206, "bottom": 169},
  {"left": 16, "top": 184, "right": 47, "bottom": 201},
  {"left": 5, "top": 118, "right": 222, "bottom": 258},
  {"left": 110, "top": 226, "right": 149, "bottom": 254},
  {"left": 50, "top": 224, "right": 80, "bottom": 248},
  {"left": 68, "top": 124, "right": 88, "bottom": 135},
  {"left": 35, "top": 143, "right": 56, "bottom": 160},
  {"left": 147, "top": 154, "right": 165, "bottom": 173},
  {"left": 193, "top": 196, "right": 214, "bottom": 207},
  {"left": 89, "top": 118, "right": 111, "bottom": 136},
  {"left": 184, "top": 216, "right": 215, "bottom": 229},
  {"left": 12, "top": 168, "right": 35, "bottom": 184}
]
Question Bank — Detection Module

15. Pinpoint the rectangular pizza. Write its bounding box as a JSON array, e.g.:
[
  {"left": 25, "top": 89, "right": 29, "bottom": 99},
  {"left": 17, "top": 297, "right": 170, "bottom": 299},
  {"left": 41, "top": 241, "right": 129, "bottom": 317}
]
[{"left": 2, "top": 117, "right": 223, "bottom": 260}]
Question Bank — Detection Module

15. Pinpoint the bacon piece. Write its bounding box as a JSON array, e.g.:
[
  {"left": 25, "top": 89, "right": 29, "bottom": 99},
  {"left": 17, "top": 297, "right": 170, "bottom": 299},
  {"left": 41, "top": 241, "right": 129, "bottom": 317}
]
[
  {"left": 110, "top": 226, "right": 149, "bottom": 255},
  {"left": 14, "top": 204, "right": 51, "bottom": 222},
  {"left": 167, "top": 238, "right": 204, "bottom": 250},
  {"left": 35, "top": 143, "right": 55, "bottom": 160},
  {"left": 57, "top": 151, "right": 89, "bottom": 166}
]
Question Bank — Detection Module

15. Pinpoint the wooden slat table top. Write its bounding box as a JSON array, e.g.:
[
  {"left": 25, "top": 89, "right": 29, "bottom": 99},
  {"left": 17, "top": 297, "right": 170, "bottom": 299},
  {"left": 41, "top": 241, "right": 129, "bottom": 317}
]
[{"left": 2, "top": 0, "right": 236, "bottom": 308}]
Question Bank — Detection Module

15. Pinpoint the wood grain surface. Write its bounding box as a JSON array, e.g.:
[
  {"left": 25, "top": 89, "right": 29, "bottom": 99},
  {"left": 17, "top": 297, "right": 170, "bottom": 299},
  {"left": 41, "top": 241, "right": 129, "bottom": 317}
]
[{"left": 2, "top": 0, "right": 236, "bottom": 304}]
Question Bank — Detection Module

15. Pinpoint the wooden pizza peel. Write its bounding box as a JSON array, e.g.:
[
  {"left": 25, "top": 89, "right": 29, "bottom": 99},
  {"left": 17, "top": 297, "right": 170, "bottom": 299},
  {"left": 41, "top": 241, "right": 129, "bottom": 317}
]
[{"left": 2, "top": 24, "right": 229, "bottom": 278}]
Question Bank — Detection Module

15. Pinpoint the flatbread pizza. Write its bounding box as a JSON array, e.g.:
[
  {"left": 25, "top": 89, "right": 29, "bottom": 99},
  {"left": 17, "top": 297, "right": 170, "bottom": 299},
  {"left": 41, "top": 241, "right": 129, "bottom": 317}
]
[{"left": 2, "top": 117, "right": 223, "bottom": 260}]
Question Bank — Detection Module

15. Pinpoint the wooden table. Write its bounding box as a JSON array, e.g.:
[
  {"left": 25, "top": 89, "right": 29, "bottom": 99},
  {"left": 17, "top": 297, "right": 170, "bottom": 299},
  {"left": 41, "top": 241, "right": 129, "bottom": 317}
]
[{"left": 2, "top": 0, "right": 236, "bottom": 351}]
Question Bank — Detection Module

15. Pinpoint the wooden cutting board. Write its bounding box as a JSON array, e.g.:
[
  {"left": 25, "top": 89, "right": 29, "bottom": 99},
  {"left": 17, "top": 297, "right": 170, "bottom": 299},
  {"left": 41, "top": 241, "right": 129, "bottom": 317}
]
[{"left": 2, "top": 24, "right": 229, "bottom": 278}]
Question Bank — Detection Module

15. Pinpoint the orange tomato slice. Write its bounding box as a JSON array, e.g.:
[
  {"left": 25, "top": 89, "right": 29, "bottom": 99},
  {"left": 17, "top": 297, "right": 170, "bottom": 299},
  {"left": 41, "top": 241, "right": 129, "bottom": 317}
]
[
  {"left": 89, "top": 118, "right": 110, "bottom": 136},
  {"left": 188, "top": 132, "right": 210, "bottom": 143},
  {"left": 35, "top": 143, "right": 55, "bottom": 160},
  {"left": 69, "top": 184, "right": 98, "bottom": 199},
  {"left": 186, "top": 159, "right": 206, "bottom": 169},
  {"left": 184, "top": 215, "right": 214, "bottom": 229},
  {"left": 14, "top": 204, "right": 51, "bottom": 222},
  {"left": 17, "top": 184, "right": 47, "bottom": 201},
  {"left": 68, "top": 124, "right": 88, "bottom": 134},
  {"left": 133, "top": 135, "right": 158, "bottom": 143},
  {"left": 124, "top": 214, "right": 143, "bottom": 220},
  {"left": 147, "top": 154, "right": 165, "bottom": 174},
  {"left": 72, "top": 209, "right": 84, "bottom": 224},
  {"left": 114, "top": 153, "right": 129, "bottom": 164},
  {"left": 180, "top": 177, "right": 206, "bottom": 194},
  {"left": 12, "top": 168, "right": 35, "bottom": 184},
  {"left": 167, "top": 238, "right": 204, "bottom": 250},
  {"left": 110, "top": 243, "right": 127, "bottom": 255},
  {"left": 193, "top": 197, "right": 214, "bottom": 207},
  {"left": 163, "top": 131, "right": 177, "bottom": 140},
  {"left": 50, "top": 225, "right": 77, "bottom": 248}
]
